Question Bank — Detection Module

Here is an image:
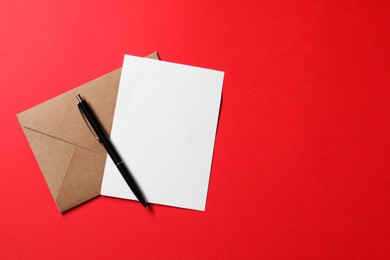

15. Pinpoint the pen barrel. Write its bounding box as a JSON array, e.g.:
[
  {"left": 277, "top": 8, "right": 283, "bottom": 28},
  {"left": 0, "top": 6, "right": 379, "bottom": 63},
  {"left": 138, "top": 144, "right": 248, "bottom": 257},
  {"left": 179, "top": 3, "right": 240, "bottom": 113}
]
[
  {"left": 77, "top": 97, "right": 148, "bottom": 208},
  {"left": 117, "top": 162, "right": 148, "bottom": 207},
  {"left": 77, "top": 101, "right": 122, "bottom": 165}
]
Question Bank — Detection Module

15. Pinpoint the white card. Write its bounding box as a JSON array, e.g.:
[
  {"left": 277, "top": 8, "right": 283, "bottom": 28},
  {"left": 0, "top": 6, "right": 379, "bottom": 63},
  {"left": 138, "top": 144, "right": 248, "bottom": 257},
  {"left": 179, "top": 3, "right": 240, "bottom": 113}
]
[{"left": 101, "top": 55, "right": 224, "bottom": 211}]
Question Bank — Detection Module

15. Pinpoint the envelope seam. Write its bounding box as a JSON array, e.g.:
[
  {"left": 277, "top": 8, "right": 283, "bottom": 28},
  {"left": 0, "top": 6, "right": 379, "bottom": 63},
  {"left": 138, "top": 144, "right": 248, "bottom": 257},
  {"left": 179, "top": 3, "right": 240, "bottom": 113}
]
[
  {"left": 54, "top": 145, "right": 77, "bottom": 211},
  {"left": 22, "top": 126, "right": 104, "bottom": 155}
]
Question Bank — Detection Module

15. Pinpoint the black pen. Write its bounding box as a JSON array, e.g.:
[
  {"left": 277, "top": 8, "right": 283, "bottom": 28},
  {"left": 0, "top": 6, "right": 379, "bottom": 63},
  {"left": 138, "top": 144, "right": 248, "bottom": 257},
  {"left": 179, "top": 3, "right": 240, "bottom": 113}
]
[{"left": 76, "top": 94, "right": 148, "bottom": 208}]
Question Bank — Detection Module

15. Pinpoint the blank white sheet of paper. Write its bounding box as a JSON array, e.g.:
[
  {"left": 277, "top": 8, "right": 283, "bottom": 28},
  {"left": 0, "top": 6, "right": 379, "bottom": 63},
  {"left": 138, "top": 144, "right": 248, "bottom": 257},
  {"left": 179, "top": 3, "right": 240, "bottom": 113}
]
[{"left": 100, "top": 55, "right": 224, "bottom": 211}]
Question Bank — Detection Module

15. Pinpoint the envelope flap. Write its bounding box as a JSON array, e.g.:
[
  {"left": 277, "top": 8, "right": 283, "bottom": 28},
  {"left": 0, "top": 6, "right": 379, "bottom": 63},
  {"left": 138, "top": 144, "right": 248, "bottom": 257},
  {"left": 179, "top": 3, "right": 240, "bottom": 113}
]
[
  {"left": 17, "top": 69, "right": 122, "bottom": 153},
  {"left": 55, "top": 146, "right": 106, "bottom": 212},
  {"left": 22, "top": 127, "right": 75, "bottom": 199}
]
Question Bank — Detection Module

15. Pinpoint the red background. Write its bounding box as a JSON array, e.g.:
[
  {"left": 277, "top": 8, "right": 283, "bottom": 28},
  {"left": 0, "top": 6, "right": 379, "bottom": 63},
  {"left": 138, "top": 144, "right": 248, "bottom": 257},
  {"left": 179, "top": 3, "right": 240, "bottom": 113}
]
[{"left": 1, "top": 0, "right": 389, "bottom": 259}]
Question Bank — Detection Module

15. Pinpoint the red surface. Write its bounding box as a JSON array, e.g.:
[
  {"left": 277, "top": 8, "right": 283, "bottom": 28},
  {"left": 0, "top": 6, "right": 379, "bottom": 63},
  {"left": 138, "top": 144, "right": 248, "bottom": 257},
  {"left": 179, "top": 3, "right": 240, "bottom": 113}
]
[{"left": 1, "top": 0, "right": 389, "bottom": 259}]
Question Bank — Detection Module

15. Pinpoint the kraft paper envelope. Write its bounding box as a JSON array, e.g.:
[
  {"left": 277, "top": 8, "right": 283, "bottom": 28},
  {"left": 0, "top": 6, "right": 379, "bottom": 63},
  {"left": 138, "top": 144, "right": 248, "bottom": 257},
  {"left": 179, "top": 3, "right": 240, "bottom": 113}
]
[{"left": 17, "top": 52, "right": 160, "bottom": 212}]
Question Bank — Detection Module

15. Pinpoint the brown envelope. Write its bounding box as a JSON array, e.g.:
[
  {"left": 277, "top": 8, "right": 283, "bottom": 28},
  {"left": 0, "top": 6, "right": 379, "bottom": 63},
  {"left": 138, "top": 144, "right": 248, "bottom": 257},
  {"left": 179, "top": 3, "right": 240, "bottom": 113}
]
[{"left": 17, "top": 52, "right": 160, "bottom": 212}]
